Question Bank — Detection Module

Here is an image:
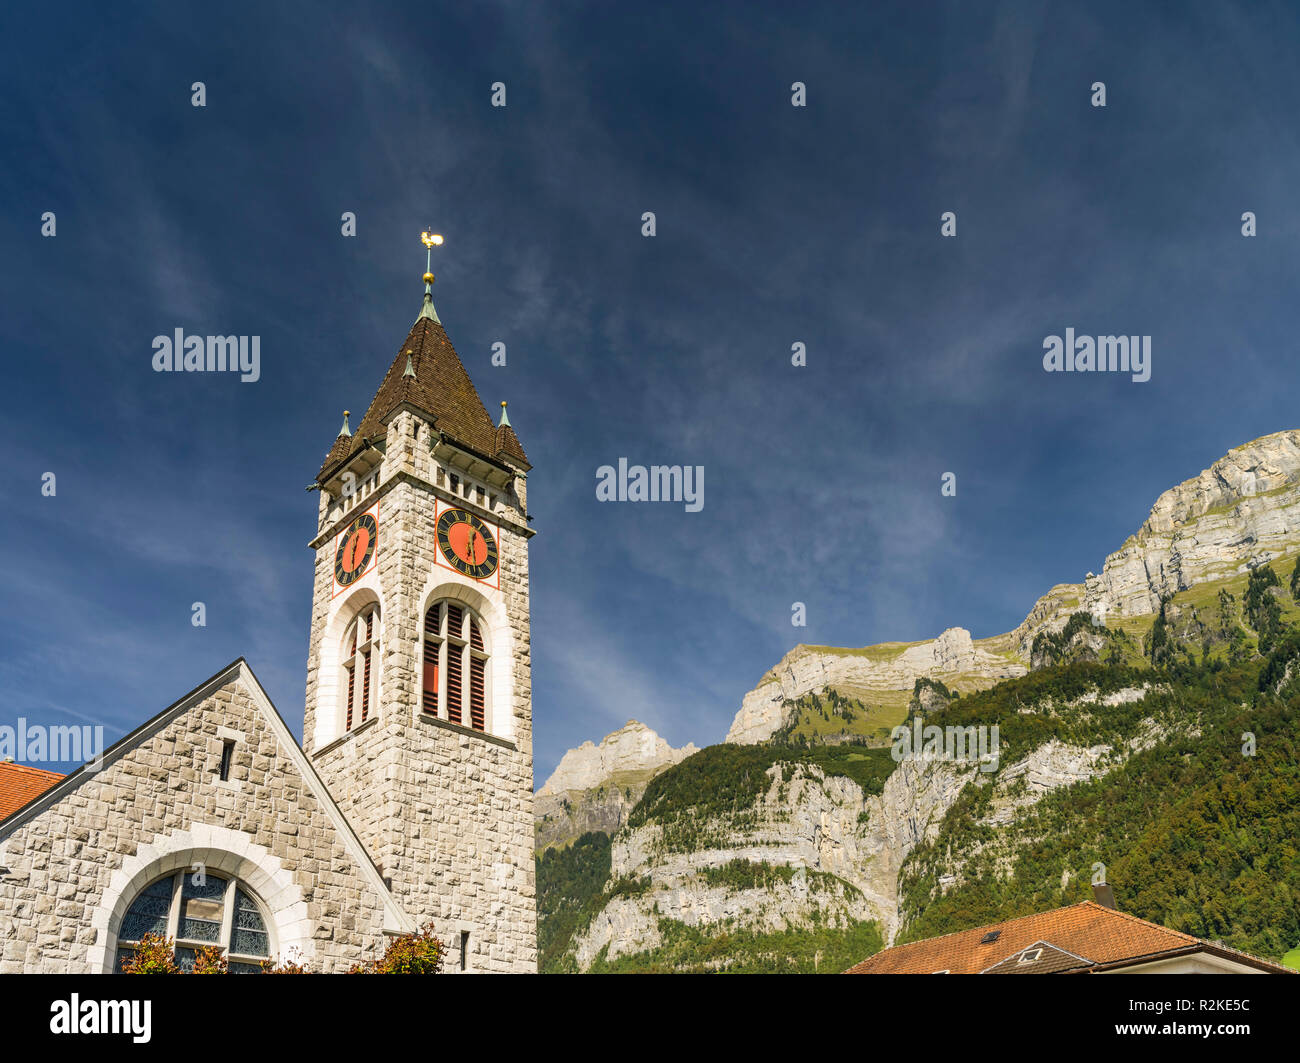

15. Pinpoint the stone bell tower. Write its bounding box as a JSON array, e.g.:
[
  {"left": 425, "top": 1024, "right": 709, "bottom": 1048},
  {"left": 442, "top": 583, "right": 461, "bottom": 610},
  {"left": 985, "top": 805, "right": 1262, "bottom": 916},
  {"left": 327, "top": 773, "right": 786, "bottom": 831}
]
[{"left": 302, "top": 235, "right": 537, "bottom": 972}]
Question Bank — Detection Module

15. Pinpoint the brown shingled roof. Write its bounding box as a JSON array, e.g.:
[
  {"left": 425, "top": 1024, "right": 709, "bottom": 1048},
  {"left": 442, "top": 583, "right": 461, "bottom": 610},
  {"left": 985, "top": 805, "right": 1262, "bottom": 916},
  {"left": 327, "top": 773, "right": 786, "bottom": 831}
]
[
  {"left": 845, "top": 901, "right": 1294, "bottom": 974},
  {"left": 496, "top": 421, "right": 527, "bottom": 466},
  {"left": 318, "top": 432, "right": 352, "bottom": 475},
  {"left": 0, "top": 761, "right": 63, "bottom": 822},
  {"left": 317, "top": 309, "right": 527, "bottom": 481}
]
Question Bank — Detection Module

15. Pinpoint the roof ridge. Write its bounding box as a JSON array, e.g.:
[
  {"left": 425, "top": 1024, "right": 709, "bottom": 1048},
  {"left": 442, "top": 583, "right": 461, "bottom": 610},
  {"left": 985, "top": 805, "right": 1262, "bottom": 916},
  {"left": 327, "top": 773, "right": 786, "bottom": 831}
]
[
  {"left": 1082, "top": 900, "right": 1199, "bottom": 943},
  {"left": 874, "top": 900, "right": 1102, "bottom": 956},
  {"left": 0, "top": 762, "right": 64, "bottom": 778}
]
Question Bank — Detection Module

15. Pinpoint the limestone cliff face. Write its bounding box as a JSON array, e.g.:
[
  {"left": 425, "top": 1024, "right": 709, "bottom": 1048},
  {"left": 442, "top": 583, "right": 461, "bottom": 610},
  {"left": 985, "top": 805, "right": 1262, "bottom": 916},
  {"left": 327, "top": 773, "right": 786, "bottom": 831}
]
[
  {"left": 535, "top": 721, "right": 696, "bottom": 851},
  {"left": 724, "top": 430, "right": 1300, "bottom": 743},
  {"left": 724, "top": 627, "right": 1025, "bottom": 745},
  {"left": 1009, "top": 429, "right": 1300, "bottom": 655},
  {"left": 543, "top": 434, "right": 1300, "bottom": 970},
  {"left": 567, "top": 728, "right": 1142, "bottom": 968}
]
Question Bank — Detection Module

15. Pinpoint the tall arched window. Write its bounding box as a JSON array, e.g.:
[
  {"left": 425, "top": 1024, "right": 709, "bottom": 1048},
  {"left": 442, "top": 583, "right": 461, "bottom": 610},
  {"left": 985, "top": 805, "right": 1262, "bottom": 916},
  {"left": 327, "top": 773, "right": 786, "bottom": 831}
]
[
  {"left": 342, "top": 604, "right": 380, "bottom": 732},
  {"left": 422, "top": 600, "right": 489, "bottom": 732},
  {"left": 114, "top": 871, "right": 272, "bottom": 973}
]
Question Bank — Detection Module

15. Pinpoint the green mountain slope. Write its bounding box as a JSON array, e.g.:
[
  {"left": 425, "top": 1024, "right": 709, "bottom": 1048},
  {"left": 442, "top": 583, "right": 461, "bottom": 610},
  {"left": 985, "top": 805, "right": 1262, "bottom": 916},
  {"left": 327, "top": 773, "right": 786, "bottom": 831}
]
[{"left": 537, "top": 560, "right": 1300, "bottom": 972}]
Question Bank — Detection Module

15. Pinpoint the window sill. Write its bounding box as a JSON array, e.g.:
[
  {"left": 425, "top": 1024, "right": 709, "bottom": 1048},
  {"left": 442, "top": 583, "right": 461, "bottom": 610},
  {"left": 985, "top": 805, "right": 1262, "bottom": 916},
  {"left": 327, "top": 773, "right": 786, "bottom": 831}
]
[{"left": 416, "top": 711, "right": 516, "bottom": 751}]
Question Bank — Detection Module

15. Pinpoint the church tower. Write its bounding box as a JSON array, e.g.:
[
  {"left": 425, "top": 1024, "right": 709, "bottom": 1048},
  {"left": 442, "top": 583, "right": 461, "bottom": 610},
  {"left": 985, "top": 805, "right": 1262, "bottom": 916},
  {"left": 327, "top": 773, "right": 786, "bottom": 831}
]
[{"left": 302, "top": 237, "right": 536, "bottom": 972}]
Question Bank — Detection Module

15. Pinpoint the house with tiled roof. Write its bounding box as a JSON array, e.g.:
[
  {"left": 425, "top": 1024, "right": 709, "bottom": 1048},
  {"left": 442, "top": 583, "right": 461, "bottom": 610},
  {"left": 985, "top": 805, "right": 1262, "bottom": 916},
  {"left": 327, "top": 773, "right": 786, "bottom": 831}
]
[
  {"left": 0, "top": 257, "right": 539, "bottom": 973},
  {"left": 0, "top": 762, "right": 62, "bottom": 823},
  {"left": 845, "top": 899, "right": 1295, "bottom": 975}
]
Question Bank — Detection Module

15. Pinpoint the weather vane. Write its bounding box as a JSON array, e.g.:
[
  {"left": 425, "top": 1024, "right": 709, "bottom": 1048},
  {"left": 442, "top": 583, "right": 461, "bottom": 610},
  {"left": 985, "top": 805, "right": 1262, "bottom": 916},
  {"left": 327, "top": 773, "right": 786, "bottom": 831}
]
[{"left": 420, "top": 230, "right": 444, "bottom": 284}]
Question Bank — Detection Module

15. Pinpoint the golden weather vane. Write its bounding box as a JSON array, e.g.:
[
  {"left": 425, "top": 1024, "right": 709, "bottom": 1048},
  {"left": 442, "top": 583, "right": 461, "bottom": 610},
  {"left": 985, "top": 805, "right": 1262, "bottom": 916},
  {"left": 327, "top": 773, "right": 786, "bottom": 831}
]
[{"left": 420, "top": 230, "right": 444, "bottom": 284}]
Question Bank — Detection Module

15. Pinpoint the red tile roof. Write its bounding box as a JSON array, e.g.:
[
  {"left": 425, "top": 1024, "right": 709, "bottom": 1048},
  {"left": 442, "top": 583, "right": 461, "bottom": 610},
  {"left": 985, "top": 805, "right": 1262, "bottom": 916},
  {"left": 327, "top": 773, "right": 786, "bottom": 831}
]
[
  {"left": 845, "top": 901, "right": 1294, "bottom": 974},
  {"left": 317, "top": 310, "right": 527, "bottom": 482},
  {"left": 0, "top": 761, "right": 64, "bottom": 822}
]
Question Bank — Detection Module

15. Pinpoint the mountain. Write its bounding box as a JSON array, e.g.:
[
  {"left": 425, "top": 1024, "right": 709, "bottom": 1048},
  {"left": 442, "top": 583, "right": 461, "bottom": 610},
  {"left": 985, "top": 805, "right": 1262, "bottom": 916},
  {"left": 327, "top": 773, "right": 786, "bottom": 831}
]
[
  {"left": 537, "top": 430, "right": 1300, "bottom": 972},
  {"left": 724, "top": 626, "right": 1025, "bottom": 745},
  {"left": 727, "top": 429, "right": 1300, "bottom": 745},
  {"left": 535, "top": 721, "right": 696, "bottom": 853}
]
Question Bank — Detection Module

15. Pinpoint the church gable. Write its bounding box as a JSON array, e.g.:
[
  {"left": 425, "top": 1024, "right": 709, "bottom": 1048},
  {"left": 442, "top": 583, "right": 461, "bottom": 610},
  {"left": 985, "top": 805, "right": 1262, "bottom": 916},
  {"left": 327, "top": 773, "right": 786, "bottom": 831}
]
[{"left": 0, "top": 659, "right": 412, "bottom": 973}]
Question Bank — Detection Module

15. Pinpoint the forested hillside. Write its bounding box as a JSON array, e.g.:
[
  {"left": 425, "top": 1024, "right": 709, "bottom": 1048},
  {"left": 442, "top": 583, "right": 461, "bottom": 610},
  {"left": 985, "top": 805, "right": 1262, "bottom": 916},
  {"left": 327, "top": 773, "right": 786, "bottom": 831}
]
[{"left": 538, "top": 559, "right": 1300, "bottom": 972}]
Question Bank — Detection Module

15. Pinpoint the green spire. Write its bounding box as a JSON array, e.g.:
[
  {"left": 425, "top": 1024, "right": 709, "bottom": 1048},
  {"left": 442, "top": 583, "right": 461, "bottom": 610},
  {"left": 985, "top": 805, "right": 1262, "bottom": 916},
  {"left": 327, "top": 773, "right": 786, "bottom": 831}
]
[
  {"left": 498, "top": 400, "right": 511, "bottom": 428},
  {"left": 338, "top": 410, "right": 351, "bottom": 437},
  {"left": 418, "top": 232, "right": 443, "bottom": 324},
  {"left": 417, "top": 282, "right": 441, "bottom": 324},
  {"left": 403, "top": 351, "right": 416, "bottom": 378}
]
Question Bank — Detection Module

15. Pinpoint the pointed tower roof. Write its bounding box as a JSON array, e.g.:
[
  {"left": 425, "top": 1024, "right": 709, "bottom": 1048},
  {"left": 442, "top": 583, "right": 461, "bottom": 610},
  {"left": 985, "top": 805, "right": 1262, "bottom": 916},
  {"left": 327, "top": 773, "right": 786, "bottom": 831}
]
[
  {"left": 317, "top": 411, "right": 353, "bottom": 475},
  {"left": 495, "top": 400, "right": 526, "bottom": 465},
  {"left": 317, "top": 303, "right": 528, "bottom": 482}
]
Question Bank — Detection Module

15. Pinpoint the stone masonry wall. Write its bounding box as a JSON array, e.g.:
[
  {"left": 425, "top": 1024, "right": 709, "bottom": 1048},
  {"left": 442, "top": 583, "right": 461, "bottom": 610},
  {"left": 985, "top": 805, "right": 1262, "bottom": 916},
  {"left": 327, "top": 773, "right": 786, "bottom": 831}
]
[
  {"left": 306, "top": 409, "right": 537, "bottom": 972},
  {"left": 0, "top": 677, "right": 391, "bottom": 973}
]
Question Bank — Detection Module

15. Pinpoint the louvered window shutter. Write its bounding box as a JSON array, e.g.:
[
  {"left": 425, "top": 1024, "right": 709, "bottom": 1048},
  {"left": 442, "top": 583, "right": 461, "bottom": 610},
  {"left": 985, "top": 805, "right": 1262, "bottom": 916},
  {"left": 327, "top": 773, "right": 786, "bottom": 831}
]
[
  {"left": 446, "top": 644, "right": 463, "bottom": 725},
  {"left": 345, "top": 624, "right": 357, "bottom": 730},
  {"left": 470, "top": 654, "right": 485, "bottom": 731},
  {"left": 360, "top": 648, "right": 371, "bottom": 723},
  {"left": 422, "top": 606, "right": 439, "bottom": 713},
  {"left": 469, "top": 618, "right": 486, "bottom": 730}
]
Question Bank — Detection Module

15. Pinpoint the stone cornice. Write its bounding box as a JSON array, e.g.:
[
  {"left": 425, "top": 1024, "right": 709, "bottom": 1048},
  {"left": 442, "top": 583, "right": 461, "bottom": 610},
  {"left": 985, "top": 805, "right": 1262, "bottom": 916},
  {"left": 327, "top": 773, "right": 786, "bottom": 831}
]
[{"left": 310, "top": 469, "right": 533, "bottom": 550}]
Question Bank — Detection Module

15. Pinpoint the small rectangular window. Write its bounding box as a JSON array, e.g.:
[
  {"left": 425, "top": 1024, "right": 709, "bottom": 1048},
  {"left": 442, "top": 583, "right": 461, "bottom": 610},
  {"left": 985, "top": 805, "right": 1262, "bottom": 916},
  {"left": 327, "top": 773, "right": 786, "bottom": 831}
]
[
  {"left": 460, "top": 931, "right": 469, "bottom": 972},
  {"left": 219, "top": 740, "right": 235, "bottom": 781}
]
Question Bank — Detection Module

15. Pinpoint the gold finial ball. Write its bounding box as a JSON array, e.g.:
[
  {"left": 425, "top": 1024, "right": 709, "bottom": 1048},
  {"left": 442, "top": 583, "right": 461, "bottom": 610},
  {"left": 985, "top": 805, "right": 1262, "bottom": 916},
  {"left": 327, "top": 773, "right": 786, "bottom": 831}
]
[
  {"left": 343, "top": 410, "right": 350, "bottom": 417},
  {"left": 423, "top": 271, "right": 435, "bottom": 285},
  {"left": 501, "top": 400, "right": 507, "bottom": 408}
]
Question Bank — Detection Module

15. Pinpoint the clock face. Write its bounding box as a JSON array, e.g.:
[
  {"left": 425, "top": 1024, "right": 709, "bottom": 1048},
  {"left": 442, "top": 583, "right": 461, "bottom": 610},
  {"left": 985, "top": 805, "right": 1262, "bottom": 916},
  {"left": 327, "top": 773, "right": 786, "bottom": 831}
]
[
  {"left": 437, "top": 508, "right": 499, "bottom": 580},
  {"left": 335, "top": 512, "right": 378, "bottom": 587}
]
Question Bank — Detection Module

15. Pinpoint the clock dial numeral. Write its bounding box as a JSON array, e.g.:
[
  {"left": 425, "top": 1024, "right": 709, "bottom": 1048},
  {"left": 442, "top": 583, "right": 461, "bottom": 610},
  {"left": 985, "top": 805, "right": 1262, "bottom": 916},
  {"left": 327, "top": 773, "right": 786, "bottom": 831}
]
[
  {"left": 335, "top": 513, "right": 378, "bottom": 587},
  {"left": 437, "top": 508, "right": 499, "bottom": 580}
]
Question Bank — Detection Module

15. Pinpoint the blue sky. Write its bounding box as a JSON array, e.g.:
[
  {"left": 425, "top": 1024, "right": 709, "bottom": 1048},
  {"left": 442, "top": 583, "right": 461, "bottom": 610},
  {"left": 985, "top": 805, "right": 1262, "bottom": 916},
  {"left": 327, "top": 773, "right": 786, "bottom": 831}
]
[{"left": 4, "top": 1, "right": 1300, "bottom": 780}]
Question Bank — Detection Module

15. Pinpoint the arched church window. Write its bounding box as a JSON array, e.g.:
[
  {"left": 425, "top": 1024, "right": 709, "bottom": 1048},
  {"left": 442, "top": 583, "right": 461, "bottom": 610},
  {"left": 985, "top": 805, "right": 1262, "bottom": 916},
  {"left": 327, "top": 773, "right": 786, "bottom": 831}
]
[
  {"left": 342, "top": 604, "right": 380, "bottom": 731},
  {"left": 422, "top": 600, "right": 489, "bottom": 732},
  {"left": 114, "top": 871, "right": 272, "bottom": 973}
]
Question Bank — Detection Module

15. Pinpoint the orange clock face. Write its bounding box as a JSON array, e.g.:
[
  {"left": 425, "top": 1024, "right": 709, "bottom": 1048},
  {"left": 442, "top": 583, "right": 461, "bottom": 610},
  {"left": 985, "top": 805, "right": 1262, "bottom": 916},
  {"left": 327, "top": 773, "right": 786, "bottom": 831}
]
[
  {"left": 335, "top": 513, "right": 378, "bottom": 587},
  {"left": 437, "top": 508, "right": 498, "bottom": 580}
]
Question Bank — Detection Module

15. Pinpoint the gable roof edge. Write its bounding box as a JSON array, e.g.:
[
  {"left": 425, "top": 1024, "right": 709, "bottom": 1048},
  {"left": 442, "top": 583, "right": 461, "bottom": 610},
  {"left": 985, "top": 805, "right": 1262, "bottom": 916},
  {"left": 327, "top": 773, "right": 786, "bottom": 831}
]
[
  {"left": 233, "top": 663, "right": 416, "bottom": 935},
  {"left": 0, "top": 658, "right": 416, "bottom": 938},
  {"left": 0, "top": 659, "right": 250, "bottom": 839}
]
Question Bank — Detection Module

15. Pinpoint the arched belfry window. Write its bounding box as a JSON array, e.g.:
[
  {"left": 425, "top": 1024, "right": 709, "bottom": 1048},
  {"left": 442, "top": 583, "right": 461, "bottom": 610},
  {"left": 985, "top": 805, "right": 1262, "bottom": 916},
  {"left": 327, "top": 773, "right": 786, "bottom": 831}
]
[
  {"left": 423, "top": 600, "right": 489, "bottom": 732},
  {"left": 342, "top": 604, "right": 380, "bottom": 732}
]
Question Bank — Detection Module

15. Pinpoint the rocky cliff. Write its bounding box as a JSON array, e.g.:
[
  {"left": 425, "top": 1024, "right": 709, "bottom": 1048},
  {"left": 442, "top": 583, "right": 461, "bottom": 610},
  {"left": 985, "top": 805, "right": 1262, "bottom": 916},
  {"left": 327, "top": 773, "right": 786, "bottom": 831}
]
[
  {"left": 538, "top": 429, "right": 1300, "bottom": 971},
  {"left": 1008, "top": 429, "right": 1300, "bottom": 654},
  {"left": 725, "top": 430, "right": 1300, "bottom": 744},
  {"left": 535, "top": 720, "right": 696, "bottom": 852},
  {"left": 725, "top": 627, "right": 1025, "bottom": 745},
  {"left": 565, "top": 709, "right": 1154, "bottom": 968}
]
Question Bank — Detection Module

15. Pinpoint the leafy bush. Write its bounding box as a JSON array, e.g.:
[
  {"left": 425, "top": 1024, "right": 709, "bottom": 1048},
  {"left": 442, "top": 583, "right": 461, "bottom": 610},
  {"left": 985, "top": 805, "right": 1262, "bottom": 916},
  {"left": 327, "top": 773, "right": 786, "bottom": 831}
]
[
  {"left": 190, "top": 944, "right": 228, "bottom": 974},
  {"left": 120, "top": 934, "right": 180, "bottom": 974},
  {"left": 350, "top": 922, "right": 445, "bottom": 974}
]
